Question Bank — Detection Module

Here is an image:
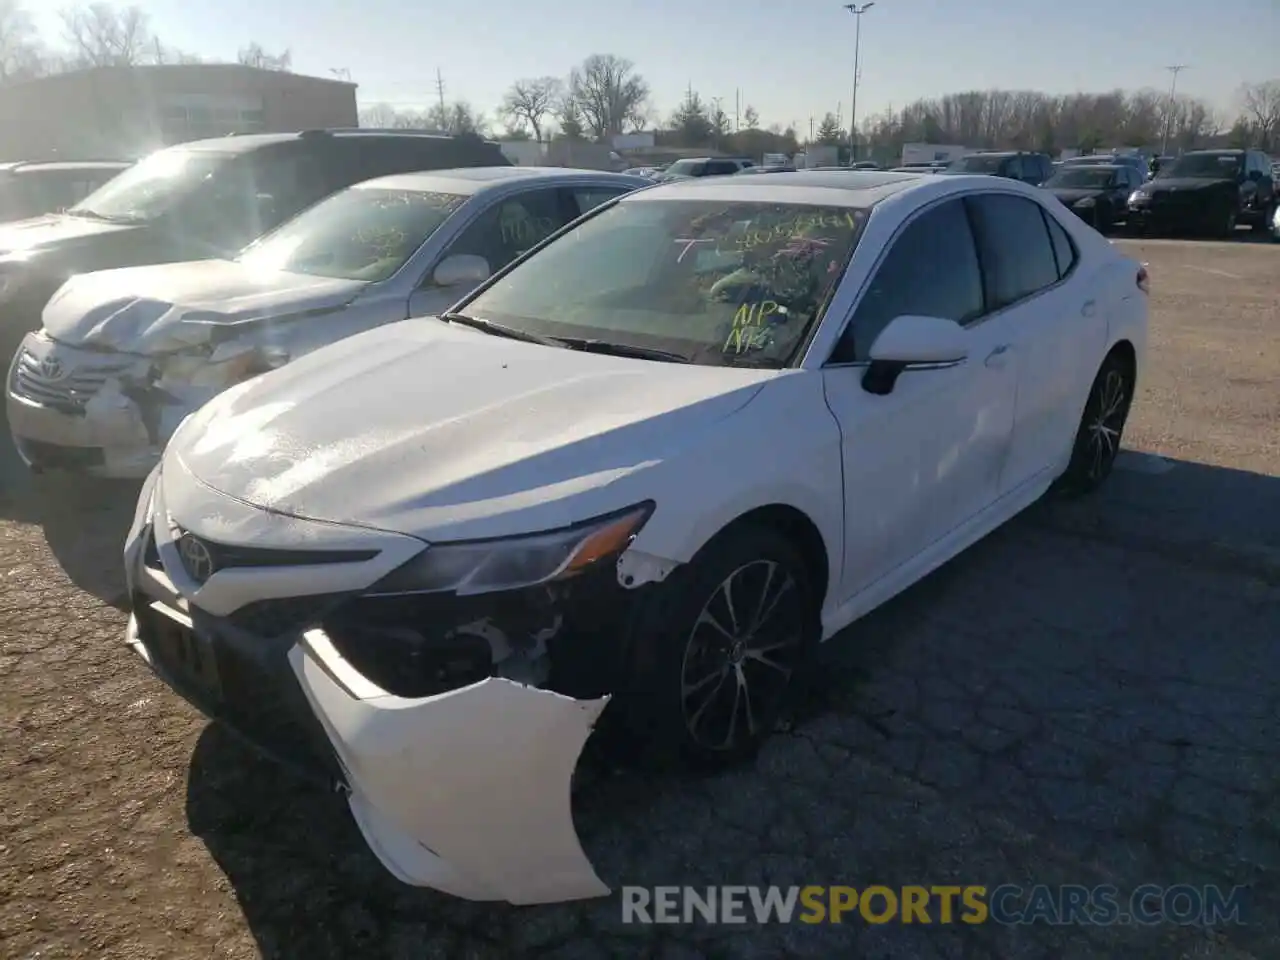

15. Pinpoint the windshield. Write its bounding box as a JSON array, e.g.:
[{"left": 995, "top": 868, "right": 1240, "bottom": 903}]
[
  {"left": 238, "top": 187, "right": 467, "bottom": 281},
  {"left": 949, "top": 155, "right": 1008, "bottom": 174},
  {"left": 1046, "top": 168, "right": 1118, "bottom": 188},
  {"left": 459, "top": 198, "right": 866, "bottom": 368},
  {"left": 69, "top": 149, "right": 229, "bottom": 221},
  {"left": 664, "top": 160, "right": 704, "bottom": 177},
  {"left": 1159, "top": 154, "right": 1242, "bottom": 179}
]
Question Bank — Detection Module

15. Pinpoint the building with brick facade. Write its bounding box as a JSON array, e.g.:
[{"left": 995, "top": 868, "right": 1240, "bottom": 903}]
[{"left": 0, "top": 64, "right": 358, "bottom": 161}]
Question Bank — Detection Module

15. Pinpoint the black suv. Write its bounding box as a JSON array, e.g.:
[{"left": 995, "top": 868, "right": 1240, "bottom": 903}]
[
  {"left": 941, "top": 151, "right": 1054, "bottom": 185},
  {"left": 1127, "top": 149, "right": 1276, "bottom": 237},
  {"left": 0, "top": 129, "right": 510, "bottom": 357},
  {"left": 0, "top": 160, "right": 132, "bottom": 223}
]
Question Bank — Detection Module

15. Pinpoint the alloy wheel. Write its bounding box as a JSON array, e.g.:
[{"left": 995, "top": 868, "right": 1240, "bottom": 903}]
[
  {"left": 679, "top": 559, "right": 805, "bottom": 752},
  {"left": 1086, "top": 368, "right": 1128, "bottom": 481}
]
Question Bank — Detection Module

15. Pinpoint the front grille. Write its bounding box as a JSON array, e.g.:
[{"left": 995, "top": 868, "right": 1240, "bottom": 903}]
[
  {"left": 13, "top": 437, "right": 104, "bottom": 469},
  {"left": 226, "top": 594, "right": 353, "bottom": 637},
  {"left": 172, "top": 526, "right": 378, "bottom": 582},
  {"left": 11, "top": 347, "right": 134, "bottom": 413},
  {"left": 133, "top": 599, "right": 346, "bottom": 788}
]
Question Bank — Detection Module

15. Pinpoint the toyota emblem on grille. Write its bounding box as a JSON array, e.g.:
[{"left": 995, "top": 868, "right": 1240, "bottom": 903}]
[
  {"left": 178, "top": 533, "right": 216, "bottom": 583},
  {"left": 37, "top": 355, "right": 65, "bottom": 380}
]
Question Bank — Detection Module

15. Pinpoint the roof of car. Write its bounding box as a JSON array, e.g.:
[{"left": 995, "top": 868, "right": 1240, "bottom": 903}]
[
  {"left": 625, "top": 170, "right": 926, "bottom": 207},
  {"left": 1055, "top": 162, "right": 1126, "bottom": 170},
  {"left": 174, "top": 130, "right": 497, "bottom": 155},
  {"left": 0, "top": 160, "right": 131, "bottom": 172},
  {"left": 1181, "top": 148, "right": 1244, "bottom": 156},
  {"left": 355, "top": 166, "right": 649, "bottom": 196}
]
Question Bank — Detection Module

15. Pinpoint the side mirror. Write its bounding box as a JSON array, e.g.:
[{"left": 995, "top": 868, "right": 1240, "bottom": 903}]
[
  {"left": 432, "top": 253, "right": 491, "bottom": 288},
  {"left": 869, "top": 314, "right": 969, "bottom": 364},
  {"left": 862, "top": 315, "right": 968, "bottom": 395}
]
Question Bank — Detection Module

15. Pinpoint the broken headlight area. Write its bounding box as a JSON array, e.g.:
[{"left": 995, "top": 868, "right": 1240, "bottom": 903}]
[
  {"left": 321, "top": 564, "right": 638, "bottom": 701},
  {"left": 317, "top": 504, "right": 656, "bottom": 701}
]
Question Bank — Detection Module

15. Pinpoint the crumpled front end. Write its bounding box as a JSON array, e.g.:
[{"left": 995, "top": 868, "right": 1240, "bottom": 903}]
[
  {"left": 123, "top": 459, "right": 623, "bottom": 904},
  {"left": 7, "top": 327, "right": 282, "bottom": 477}
]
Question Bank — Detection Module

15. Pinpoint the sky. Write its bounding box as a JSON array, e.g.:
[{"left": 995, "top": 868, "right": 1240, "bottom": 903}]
[{"left": 31, "top": 1, "right": 1278, "bottom": 133}]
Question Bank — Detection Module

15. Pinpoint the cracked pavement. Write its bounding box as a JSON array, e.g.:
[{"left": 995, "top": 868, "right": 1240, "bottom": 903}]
[{"left": 0, "top": 238, "right": 1277, "bottom": 959}]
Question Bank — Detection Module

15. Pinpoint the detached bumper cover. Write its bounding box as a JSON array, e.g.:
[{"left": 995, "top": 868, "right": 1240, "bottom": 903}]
[
  {"left": 291, "top": 629, "right": 610, "bottom": 904},
  {"left": 123, "top": 463, "right": 615, "bottom": 905}
]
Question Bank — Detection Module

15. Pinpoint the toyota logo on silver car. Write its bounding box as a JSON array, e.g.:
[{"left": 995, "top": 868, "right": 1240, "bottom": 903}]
[
  {"left": 37, "top": 355, "right": 65, "bottom": 380},
  {"left": 177, "top": 533, "right": 216, "bottom": 583}
]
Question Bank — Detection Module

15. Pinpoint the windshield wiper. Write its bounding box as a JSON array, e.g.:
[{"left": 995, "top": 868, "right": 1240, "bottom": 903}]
[
  {"left": 439, "top": 312, "right": 563, "bottom": 347},
  {"left": 553, "top": 338, "right": 692, "bottom": 363}
]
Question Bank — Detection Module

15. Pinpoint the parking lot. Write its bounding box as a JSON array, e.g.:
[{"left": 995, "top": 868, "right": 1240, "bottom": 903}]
[{"left": 0, "top": 236, "right": 1276, "bottom": 959}]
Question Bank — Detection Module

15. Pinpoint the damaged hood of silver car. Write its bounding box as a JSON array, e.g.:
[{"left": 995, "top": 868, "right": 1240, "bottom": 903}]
[
  {"left": 42, "top": 259, "right": 369, "bottom": 353},
  {"left": 168, "top": 319, "right": 777, "bottom": 540}
]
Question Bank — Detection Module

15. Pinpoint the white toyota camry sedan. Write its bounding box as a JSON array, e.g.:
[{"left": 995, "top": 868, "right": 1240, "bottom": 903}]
[{"left": 123, "top": 170, "right": 1148, "bottom": 905}]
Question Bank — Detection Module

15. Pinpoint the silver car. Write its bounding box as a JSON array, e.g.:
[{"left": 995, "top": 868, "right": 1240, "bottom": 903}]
[{"left": 7, "top": 166, "right": 650, "bottom": 478}]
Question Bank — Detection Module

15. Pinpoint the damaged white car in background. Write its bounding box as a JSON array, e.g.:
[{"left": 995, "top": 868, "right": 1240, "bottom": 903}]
[
  {"left": 123, "top": 172, "right": 1146, "bottom": 904},
  {"left": 6, "top": 166, "right": 646, "bottom": 476}
]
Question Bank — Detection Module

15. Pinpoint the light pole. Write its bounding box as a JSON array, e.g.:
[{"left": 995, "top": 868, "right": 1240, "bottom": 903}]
[
  {"left": 842, "top": 2, "right": 875, "bottom": 163},
  {"left": 1160, "top": 64, "right": 1188, "bottom": 158}
]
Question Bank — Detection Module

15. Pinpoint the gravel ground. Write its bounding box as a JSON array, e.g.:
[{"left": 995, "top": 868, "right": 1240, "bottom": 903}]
[{"left": 0, "top": 236, "right": 1277, "bottom": 959}]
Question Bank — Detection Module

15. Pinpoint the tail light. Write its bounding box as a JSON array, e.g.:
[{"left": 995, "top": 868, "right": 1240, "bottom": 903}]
[{"left": 1136, "top": 265, "right": 1150, "bottom": 294}]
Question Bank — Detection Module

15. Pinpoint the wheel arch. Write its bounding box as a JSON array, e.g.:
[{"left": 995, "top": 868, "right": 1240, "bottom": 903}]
[{"left": 713, "top": 503, "right": 832, "bottom": 609}]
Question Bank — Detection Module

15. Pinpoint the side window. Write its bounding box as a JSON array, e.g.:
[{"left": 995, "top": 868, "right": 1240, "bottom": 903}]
[
  {"left": 252, "top": 152, "right": 327, "bottom": 221},
  {"left": 572, "top": 187, "right": 631, "bottom": 216},
  {"left": 705, "top": 161, "right": 738, "bottom": 176},
  {"left": 1042, "top": 209, "right": 1078, "bottom": 280},
  {"left": 831, "top": 199, "right": 984, "bottom": 363},
  {"left": 965, "top": 194, "right": 1061, "bottom": 310},
  {"left": 1002, "top": 157, "right": 1024, "bottom": 180},
  {"left": 444, "top": 188, "right": 571, "bottom": 275}
]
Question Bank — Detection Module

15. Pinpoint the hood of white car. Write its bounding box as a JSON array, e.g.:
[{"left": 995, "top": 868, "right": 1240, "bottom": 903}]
[
  {"left": 42, "top": 259, "right": 368, "bottom": 353},
  {"left": 169, "top": 319, "right": 776, "bottom": 539}
]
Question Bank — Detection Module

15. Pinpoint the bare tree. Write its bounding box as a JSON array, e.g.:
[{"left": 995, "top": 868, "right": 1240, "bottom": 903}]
[
  {"left": 499, "top": 76, "right": 561, "bottom": 143},
  {"left": 0, "top": 0, "right": 48, "bottom": 82},
  {"left": 237, "top": 42, "right": 291, "bottom": 71},
  {"left": 1238, "top": 79, "right": 1280, "bottom": 151},
  {"left": 742, "top": 105, "right": 760, "bottom": 130},
  {"left": 567, "top": 54, "right": 649, "bottom": 142},
  {"left": 359, "top": 102, "right": 401, "bottom": 128},
  {"left": 425, "top": 100, "right": 488, "bottom": 136},
  {"left": 553, "top": 92, "right": 584, "bottom": 140},
  {"left": 60, "top": 3, "right": 153, "bottom": 67}
]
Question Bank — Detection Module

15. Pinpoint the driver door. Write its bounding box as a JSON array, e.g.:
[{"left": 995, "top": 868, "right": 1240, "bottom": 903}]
[{"left": 822, "top": 197, "right": 1018, "bottom": 602}]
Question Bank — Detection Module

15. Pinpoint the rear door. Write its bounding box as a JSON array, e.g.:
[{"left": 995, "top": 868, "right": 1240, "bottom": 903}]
[{"left": 965, "top": 192, "right": 1105, "bottom": 493}]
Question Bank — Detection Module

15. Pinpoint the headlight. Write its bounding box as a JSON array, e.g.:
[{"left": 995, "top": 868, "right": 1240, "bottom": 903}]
[
  {"left": 1129, "top": 190, "right": 1147, "bottom": 203},
  {"left": 1075, "top": 197, "right": 1096, "bottom": 208},
  {"left": 368, "top": 503, "right": 654, "bottom": 597}
]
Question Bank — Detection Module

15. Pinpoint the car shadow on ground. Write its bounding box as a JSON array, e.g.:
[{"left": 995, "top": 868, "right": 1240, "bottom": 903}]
[{"left": 0, "top": 422, "right": 141, "bottom": 608}]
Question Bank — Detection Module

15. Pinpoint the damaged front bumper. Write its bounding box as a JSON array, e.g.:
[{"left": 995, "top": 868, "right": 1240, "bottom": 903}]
[
  {"left": 123, "top": 466, "right": 622, "bottom": 904},
  {"left": 7, "top": 332, "right": 224, "bottom": 478}
]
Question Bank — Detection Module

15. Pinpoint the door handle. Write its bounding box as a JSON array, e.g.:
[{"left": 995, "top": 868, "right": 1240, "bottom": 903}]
[
  {"left": 1081, "top": 300, "right": 1097, "bottom": 317},
  {"left": 984, "top": 344, "right": 1010, "bottom": 368}
]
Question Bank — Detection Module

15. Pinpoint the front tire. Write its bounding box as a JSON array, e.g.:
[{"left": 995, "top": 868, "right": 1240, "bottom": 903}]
[
  {"left": 1057, "top": 352, "right": 1134, "bottom": 496},
  {"left": 620, "top": 523, "right": 819, "bottom": 769}
]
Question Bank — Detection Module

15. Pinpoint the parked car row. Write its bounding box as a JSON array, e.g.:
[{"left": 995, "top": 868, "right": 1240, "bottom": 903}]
[
  {"left": 4, "top": 131, "right": 649, "bottom": 476},
  {"left": 0, "top": 136, "right": 1159, "bottom": 904},
  {"left": 2, "top": 149, "right": 1152, "bottom": 902}
]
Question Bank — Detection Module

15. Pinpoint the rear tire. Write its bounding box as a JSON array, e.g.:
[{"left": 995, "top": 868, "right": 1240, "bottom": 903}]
[
  {"left": 1252, "top": 202, "right": 1275, "bottom": 234},
  {"left": 618, "top": 523, "right": 819, "bottom": 770},
  {"left": 1057, "top": 352, "right": 1134, "bottom": 496}
]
